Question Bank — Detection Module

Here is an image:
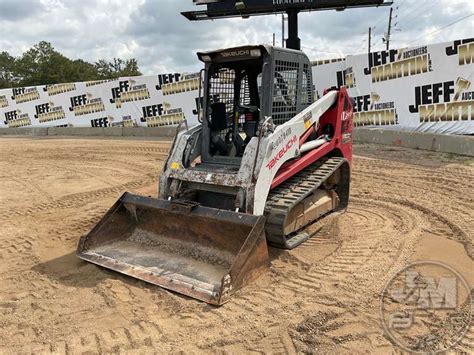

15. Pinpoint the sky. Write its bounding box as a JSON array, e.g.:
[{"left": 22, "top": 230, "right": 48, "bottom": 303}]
[{"left": 0, "top": 0, "right": 472, "bottom": 75}]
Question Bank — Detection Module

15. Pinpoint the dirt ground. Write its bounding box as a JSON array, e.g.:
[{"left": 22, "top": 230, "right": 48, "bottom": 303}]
[{"left": 0, "top": 137, "right": 472, "bottom": 354}]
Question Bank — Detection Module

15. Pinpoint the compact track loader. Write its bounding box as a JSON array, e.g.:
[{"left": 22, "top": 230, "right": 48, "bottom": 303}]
[{"left": 77, "top": 45, "right": 353, "bottom": 305}]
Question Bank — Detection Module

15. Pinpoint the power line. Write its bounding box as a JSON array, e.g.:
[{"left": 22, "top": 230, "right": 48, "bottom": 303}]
[
  {"left": 395, "top": 1, "right": 426, "bottom": 24},
  {"left": 407, "top": 13, "right": 474, "bottom": 44},
  {"left": 396, "top": 1, "right": 441, "bottom": 28}
]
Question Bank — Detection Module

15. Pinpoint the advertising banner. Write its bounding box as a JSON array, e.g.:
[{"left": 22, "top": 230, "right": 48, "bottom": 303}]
[
  {"left": 1, "top": 38, "right": 472, "bottom": 134},
  {"left": 312, "top": 38, "right": 474, "bottom": 135},
  {"left": 0, "top": 73, "right": 202, "bottom": 129}
]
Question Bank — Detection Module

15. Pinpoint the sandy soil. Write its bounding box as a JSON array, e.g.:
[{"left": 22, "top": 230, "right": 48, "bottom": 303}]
[{"left": 0, "top": 137, "right": 472, "bottom": 354}]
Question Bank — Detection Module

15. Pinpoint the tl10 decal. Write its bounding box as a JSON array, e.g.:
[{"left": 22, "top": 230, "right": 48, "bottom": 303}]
[
  {"left": 446, "top": 38, "right": 473, "bottom": 66},
  {"left": 409, "top": 78, "right": 473, "bottom": 122},
  {"left": 364, "top": 47, "right": 432, "bottom": 83},
  {"left": 353, "top": 93, "right": 398, "bottom": 127},
  {"left": 34, "top": 102, "right": 66, "bottom": 123},
  {"left": 69, "top": 94, "right": 105, "bottom": 116}
]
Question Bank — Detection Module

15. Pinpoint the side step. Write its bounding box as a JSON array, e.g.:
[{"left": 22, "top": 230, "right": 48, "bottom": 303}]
[{"left": 264, "top": 157, "right": 350, "bottom": 249}]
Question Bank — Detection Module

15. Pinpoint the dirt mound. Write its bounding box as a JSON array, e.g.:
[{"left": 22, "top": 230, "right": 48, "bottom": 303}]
[{"left": 0, "top": 138, "right": 472, "bottom": 353}]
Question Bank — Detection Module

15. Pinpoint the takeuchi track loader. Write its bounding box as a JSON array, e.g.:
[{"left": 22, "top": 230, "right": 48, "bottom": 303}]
[{"left": 77, "top": 45, "right": 353, "bottom": 305}]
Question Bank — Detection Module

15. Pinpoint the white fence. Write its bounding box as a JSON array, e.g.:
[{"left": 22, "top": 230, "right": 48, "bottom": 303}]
[
  {"left": 0, "top": 73, "right": 200, "bottom": 129},
  {"left": 1, "top": 38, "right": 472, "bottom": 134},
  {"left": 311, "top": 38, "right": 473, "bottom": 135}
]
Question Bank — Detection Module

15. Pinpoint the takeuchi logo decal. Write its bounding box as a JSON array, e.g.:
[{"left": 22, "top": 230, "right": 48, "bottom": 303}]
[
  {"left": 446, "top": 38, "right": 473, "bottom": 66},
  {"left": 266, "top": 128, "right": 297, "bottom": 170},
  {"left": 409, "top": 77, "right": 473, "bottom": 123},
  {"left": 364, "top": 47, "right": 433, "bottom": 83},
  {"left": 353, "top": 92, "right": 398, "bottom": 127}
]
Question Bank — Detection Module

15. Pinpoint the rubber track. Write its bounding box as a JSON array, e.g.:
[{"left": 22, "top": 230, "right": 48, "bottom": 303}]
[{"left": 264, "top": 157, "right": 347, "bottom": 248}]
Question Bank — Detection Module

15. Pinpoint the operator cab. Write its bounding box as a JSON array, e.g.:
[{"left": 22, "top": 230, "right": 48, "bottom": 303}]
[{"left": 198, "top": 45, "right": 313, "bottom": 165}]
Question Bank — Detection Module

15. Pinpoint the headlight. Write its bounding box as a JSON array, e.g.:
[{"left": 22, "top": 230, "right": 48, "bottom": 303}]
[
  {"left": 200, "top": 54, "right": 212, "bottom": 62},
  {"left": 250, "top": 49, "right": 261, "bottom": 57}
]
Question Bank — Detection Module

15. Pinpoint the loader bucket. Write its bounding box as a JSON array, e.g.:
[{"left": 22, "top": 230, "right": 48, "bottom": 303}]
[{"left": 77, "top": 192, "right": 269, "bottom": 305}]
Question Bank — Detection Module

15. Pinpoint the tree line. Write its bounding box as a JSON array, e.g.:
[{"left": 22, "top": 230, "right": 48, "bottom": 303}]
[{"left": 0, "top": 41, "right": 142, "bottom": 89}]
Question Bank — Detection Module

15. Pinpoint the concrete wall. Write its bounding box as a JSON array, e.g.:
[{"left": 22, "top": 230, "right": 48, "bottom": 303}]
[
  {"left": 0, "top": 126, "right": 178, "bottom": 139},
  {"left": 1, "top": 126, "right": 473, "bottom": 157},
  {"left": 354, "top": 128, "right": 474, "bottom": 157}
]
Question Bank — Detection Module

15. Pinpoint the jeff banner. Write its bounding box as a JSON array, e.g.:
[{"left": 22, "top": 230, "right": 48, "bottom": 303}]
[
  {"left": 0, "top": 73, "right": 201, "bottom": 129},
  {"left": 311, "top": 37, "right": 473, "bottom": 135},
  {"left": 1, "top": 38, "right": 472, "bottom": 134}
]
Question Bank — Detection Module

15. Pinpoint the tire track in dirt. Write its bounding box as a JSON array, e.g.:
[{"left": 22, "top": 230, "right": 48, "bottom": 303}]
[
  {"left": 0, "top": 175, "right": 155, "bottom": 224},
  {"left": 279, "top": 198, "right": 422, "bottom": 296},
  {"left": 15, "top": 321, "right": 166, "bottom": 354},
  {"left": 0, "top": 140, "right": 472, "bottom": 353},
  {"left": 183, "top": 196, "right": 427, "bottom": 352},
  {"left": 353, "top": 167, "right": 473, "bottom": 258},
  {"left": 43, "top": 162, "right": 121, "bottom": 187},
  {"left": 354, "top": 160, "right": 474, "bottom": 205},
  {"left": 0, "top": 174, "right": 54, "bottom": 201},
  {"left": 354, "top": 154, "right": 474, "bottom": 180}
]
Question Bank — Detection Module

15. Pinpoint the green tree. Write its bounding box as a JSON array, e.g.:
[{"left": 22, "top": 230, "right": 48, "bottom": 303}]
[
  {"left": 66, "top": 59, "right": 98, "bottom": 83},
  {"left": 95, "top": 58, "right": 142, "bottom": 79},
  {"left": 0, "top": 41, "right": 143, "bottom": 89},
  {"left": 0, "top": 51, "right": 17, "bottom": 89}
]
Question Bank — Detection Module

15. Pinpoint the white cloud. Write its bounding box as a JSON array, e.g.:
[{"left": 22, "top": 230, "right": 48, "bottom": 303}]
[{"left": 0, "top": 0, "right": 472, "bottom": 75}]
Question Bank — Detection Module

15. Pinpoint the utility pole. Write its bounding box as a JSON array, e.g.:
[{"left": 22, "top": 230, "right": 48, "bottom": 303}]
[
  {"left": 368, "top": 27, "right": 372, "bottom": 54},
  {"left": 282, "top": 13, "right": 285, "bottom": 48},
  {"left": 273, "top": 33, "right": 276, "bottom": 46},
  {"left": 386, "top": 7, "right": 393, "bottom": 50}
]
